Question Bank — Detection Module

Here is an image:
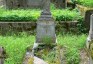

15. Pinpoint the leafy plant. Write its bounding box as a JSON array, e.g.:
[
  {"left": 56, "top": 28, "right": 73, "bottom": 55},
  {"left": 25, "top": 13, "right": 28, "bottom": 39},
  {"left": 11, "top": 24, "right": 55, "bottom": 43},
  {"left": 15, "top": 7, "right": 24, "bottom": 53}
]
[
  {"left": 0, "top": 33, "right": 35, "bottom": 64},
  {"left": 0, "top": 8, "right": 80, "bottom": 21},
  {"left": 42, "top": 36, "right": 53, "bottom": 45},
  {"left": 57, "top": 34, "right": 87, "bottom": 64},
  {"left": 76, "top": 0, "right": 93, "bottom": 7}
]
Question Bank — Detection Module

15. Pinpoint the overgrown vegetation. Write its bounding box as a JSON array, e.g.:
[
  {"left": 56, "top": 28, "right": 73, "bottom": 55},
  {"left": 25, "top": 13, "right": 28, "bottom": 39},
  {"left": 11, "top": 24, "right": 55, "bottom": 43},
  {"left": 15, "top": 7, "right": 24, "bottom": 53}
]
[
  {"left": 76, "top": 0, "right": 93, "bottom": 7},
  {"left": 0, "top": 33, "right": 87, "bottom": 64},
  {"left": 57, "top": 34, "right": 87, "bottom": 64},
  {"left": 0, "top": 33, "right": 35, "bottom": 64},
  {"left": 0, "top": 8, "right": 80, "bottom": 21}
]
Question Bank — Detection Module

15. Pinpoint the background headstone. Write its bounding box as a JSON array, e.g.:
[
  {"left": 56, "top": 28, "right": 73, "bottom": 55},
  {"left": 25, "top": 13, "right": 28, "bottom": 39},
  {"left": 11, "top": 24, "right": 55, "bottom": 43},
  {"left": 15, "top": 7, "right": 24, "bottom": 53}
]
[
  {"left": 0, "top": 0, "right": 3, "bottom": 7},
  {"left": 84, "top": 10, "right": 93, "bottom": 31},
  {"left": 3, "top": 0, "right": 68, "bottom": 9},
  {"left": 3, "top": 0, "right": 43, "bottom": 9},
  {"left": 52, "top": 0, "right": 67, "bottom": 8},
  {"left": 27, "top": 0, "right": 44, "bottom": 8}
]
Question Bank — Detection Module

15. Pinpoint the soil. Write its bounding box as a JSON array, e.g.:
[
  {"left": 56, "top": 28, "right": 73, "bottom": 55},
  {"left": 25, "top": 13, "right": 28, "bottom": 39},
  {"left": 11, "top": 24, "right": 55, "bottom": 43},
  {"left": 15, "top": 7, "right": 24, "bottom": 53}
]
[{"left": 80, "top": 49, "right": 89, "bottom": 64}]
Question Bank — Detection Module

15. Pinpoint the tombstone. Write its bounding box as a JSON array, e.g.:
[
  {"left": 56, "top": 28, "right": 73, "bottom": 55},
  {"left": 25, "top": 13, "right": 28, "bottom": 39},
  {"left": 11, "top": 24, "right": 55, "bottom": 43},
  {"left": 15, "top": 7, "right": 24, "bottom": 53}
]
[
  {"left": 19, "top": 0, "right": 27, "bottom": 8},
  {"left": 23, "top": 0, "right": 56, "bottom": 63},
  {"left": 3, "top": 0, "right": 18, "bottom": 9},
  {"left": 3, "top": 0, "right": 27, "bottom": 9},
  {"left": 35, "top": 0, "right": 56, "bottom": 46},
  {"left": 32, "top": 0, "right": 56, "bottom": 60},
  {"left": 0, "top": 0, "right": 3, "bottom": 7},
  {"left": 3, "top": 0, "right": 43, "bottom": 9},
  {"left": 27, "top": 0, "right": 44, "bottom": 8},
  {"left": 54, "top": 0, "right": 67, "bottom": 8},
  {"left": 86, "top": 14, "right": 93, "bottom": 64},
  {"left": 84, "top": 10, "right": 93, "bottom": 31}
]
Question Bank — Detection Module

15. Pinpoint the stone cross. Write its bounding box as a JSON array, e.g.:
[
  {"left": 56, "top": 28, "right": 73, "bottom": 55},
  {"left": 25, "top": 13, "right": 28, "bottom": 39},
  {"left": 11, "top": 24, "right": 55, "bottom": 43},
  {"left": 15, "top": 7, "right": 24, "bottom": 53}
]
[
  {"left": 32, "top": 0, "right": 56, "bottom": 63},
  {"left": 42, "top": 0, "right": 51, "bottom": 14},
  {"left": 34, "top": 0, "right": 56, "bottom": 49}
]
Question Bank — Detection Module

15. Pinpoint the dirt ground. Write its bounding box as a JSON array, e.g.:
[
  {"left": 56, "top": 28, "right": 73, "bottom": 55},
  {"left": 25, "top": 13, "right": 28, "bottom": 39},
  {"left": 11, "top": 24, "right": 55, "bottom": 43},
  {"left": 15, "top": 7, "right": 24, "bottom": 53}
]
[{"left": 80, "top": 49, "right": 89, "bottom": 64}]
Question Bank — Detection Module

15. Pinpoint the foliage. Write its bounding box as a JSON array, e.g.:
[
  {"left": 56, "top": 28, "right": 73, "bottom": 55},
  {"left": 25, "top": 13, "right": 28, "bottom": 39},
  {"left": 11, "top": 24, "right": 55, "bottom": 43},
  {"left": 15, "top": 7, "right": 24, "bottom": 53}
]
[
  {"left": 52, "top": 9, "right": 80, "bottom": 21},
  {"left": 77, "top": 16, "right": 87, "bottom": 34},
  {"left": 0, "top": 33, "right": 87, "bottom": 64},
  {"left": 57, "top": 34, "right": 87, "bottom": 64},
  {"left": 76, "top": 0, "right": 93, "bottom": 7},
  {"left": 0, "top": 33, "right": 35, "bottom": 64},
  {"left": 42, "top": 36, "right": 53, "bottom": 45},
  {"left": 0, "top": 8, "right": 80, "bottom": 21},
  {"left": 0, "top": 9, "right": 40, "bottom": 21}
]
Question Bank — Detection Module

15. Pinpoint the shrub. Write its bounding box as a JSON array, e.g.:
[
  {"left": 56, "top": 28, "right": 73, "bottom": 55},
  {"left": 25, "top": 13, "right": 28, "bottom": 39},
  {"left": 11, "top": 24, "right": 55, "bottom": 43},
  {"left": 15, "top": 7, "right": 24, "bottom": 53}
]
[
  {"left": 0, "top": 33, "right": 35, "bottom": 64},
  {"left": 0, "top": 9, "right": 80, "bottom": 21},
  {"left": 77, "top": 16, "right": 87, "bottom": 34},
  {"left": 76, "top": 0, "right": 93, "bottom": 7}
]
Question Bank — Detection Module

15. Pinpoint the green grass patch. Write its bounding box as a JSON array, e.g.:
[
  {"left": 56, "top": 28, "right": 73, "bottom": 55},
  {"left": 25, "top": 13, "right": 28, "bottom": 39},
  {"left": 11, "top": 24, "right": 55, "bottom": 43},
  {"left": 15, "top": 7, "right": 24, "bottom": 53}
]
[
  {"left": 0, "top": 33, "right": 35, "bottom": 64},
  {"left": 76, "top": 0, "right": 93, "bottom": 7},
  {"left": 0, "top": 33, "right": 87, "bottom": 64},
  {"left": 0, "top": 8, "right": 80, "bottom": 21},
  {"left": 57, "top": 34, "right": 87, "bottom": 64}
]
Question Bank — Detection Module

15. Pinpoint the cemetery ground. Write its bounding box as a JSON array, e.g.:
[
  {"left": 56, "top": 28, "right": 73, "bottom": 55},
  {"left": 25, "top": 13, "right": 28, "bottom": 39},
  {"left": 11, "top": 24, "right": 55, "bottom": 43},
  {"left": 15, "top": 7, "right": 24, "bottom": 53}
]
[
  {"left": 0, "top": 1, "right": 92, "bottom": 64},
  {"left": 0, "top": 32, "right": 88, "bottom": 64}
]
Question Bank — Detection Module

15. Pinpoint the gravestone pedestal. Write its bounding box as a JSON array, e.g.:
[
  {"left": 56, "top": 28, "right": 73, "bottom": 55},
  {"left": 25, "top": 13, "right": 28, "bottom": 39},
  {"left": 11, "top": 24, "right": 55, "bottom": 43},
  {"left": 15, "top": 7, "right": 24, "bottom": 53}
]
[
  {"left": 33, "top": 7, "right": 56, "bottom": 58},
  {"left": 36, "top": 12, "right": 56, "bottom": 44},
  {"left": 32, "top": 11, "right": 56, "bottom": 63}
]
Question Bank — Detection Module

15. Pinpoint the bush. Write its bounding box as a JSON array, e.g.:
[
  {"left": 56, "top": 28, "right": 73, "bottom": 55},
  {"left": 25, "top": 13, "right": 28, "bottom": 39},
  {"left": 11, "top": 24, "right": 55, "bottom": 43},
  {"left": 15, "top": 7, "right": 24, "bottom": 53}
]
[
  {"left": 77, "top": 16, "right": 87, "bottom": 34},
  {"left": 52, "top": 9, "right": 80, "bottom": 21},
  {"left": 0, "top": 9, "right": 80, "bottom": 21},
  {"left": 76, "top": 0, "right": 93, "bottom": 7},
  {"left": 0, "top": 33, "right": 35, "bottom": 64}
]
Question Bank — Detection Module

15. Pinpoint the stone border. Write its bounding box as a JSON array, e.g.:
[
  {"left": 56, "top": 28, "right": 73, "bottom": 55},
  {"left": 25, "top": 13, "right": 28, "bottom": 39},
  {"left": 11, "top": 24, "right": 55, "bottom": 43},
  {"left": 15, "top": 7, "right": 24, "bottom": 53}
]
[{"left": 0, "top": 21, "right": 78, "bottom": 34}]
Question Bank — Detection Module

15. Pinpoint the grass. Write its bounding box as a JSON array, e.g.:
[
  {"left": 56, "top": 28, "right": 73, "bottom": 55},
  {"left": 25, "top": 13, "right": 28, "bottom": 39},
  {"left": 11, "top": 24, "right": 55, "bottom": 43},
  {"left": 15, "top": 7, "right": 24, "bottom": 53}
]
[
  {"left": 0, "top": 33, "right": 35, "bottom": 64},
  {"left": 0, "top": 33, "right": 87, "bottom": 64},
  {"left": 57, "top": 34, "right": 87, "bottom": 64},
  {"left": 76, "top": 0, "right": 93, "bottom": 7},
  {"left": 0, "top": 8, "right": 80, "bottom": 21}
]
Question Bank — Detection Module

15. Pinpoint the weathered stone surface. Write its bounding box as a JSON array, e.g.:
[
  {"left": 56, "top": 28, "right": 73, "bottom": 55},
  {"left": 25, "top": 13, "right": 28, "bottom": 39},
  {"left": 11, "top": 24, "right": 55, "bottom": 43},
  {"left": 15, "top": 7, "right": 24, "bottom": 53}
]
[
  {"left": 0, "top": 22, "right": 36, "bottom": 34},
  {"left": 36, "top": 0, "right": 56, "bottom": 44},
  {"left": 36, "top": 21, "right": 56, "bottom": 43},
  {"left": 56, "top": 0, "right": 67, "bottom": 8},
  {"left": 86, "top": 14, "right": 93, "bottom": 64},
  {"left": 0, "top": 21, "right": 78, "bottom": 34},
  {"left": 0, "top": 0, "right": 3, "bottom": 6},
  {"left": 27, "top": 0, "right": 44, "bottom": 8},
  {"left": 3, "top": 0, "right": 44, "bottom": 9},
  {"left": 23, "top": 52, "right": 47, "bottom": 64},
  {"left": 23, "top": 52, "right": 34, "bottom": 64},
  {"left": 34, "top": 56, "right": 47, "bottom": 64},
  {"left": 2, "top": 0, "right": 68, "bottom": 9},
  {"left": 84, "top": 10, "right": 93, "bottom": 31}
]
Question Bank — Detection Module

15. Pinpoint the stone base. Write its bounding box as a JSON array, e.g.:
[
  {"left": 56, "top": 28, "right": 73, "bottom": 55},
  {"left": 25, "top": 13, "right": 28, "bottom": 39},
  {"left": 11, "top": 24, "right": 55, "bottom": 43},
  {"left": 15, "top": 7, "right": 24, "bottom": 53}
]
[
  {"left": 34, "top": 56, "right": 48, "bottom": 64},
  {"left": 36, "top": 21, "right": 56, "bottom": 44},
  {"left": 23, "top": 51, "right": 48, "bottom": 64}
]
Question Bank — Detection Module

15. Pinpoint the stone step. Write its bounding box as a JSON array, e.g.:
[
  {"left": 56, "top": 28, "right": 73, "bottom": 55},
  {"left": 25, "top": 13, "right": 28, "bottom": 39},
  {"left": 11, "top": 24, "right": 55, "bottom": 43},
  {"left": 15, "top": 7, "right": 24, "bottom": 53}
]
[
  {"left": 34, "top": 56, "right": 48, "bottom": 64},
  {"left": 23, "top": 52, "right": 48, "bottom": 64}
]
